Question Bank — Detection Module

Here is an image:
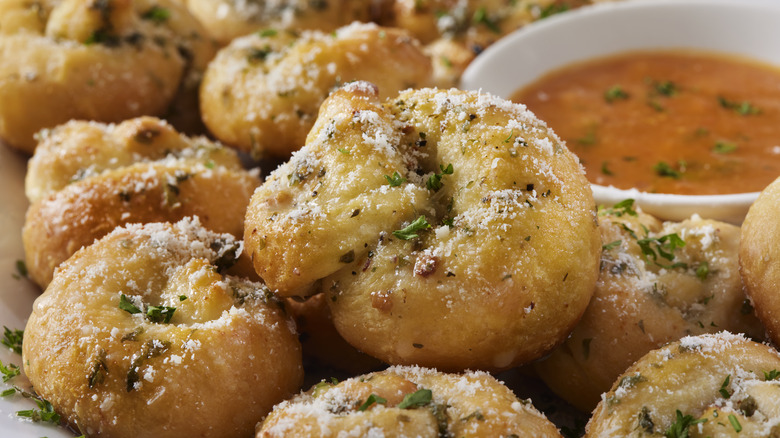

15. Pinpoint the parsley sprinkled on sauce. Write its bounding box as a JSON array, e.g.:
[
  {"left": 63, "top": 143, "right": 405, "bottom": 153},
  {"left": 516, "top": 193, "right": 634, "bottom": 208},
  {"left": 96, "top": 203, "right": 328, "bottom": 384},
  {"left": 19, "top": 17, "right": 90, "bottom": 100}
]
[
  {"left": 713, "top": 140, "right": 738, "bottom": 154},
  {"left": 602, "top": 240, "right": 622, "bottom": 251},
  {"left": 398, "top": 388, "right": 432, "bottom": 409},
  {"left": 604, "top": 85, "right": 629, "bottom": 103},
  {"left": 1, "top": 327, "right": 23, "bottom": 355},
  {"left": 718, "top": 96, "right": 760, "bottom": 115},
  {"left": 653, "top": 161, "right": 682, "bottom": 179},
  {"left": 141, "top": 6, "right": 171, "bottom": 24},
  {"left": 179, "top": 295, "right": 188, "bottom": 302},
  {"left": 384, "top": 171, "right": 405, "bottom": 187},
  {"left": 665, "top": 410, "right": 706, "bottom": 438},
  {"left": 651, "top": 80, "right": 678, "bottom": 97},
  {"left": 601, "top": 161, "right": 614, "bottom": 176},
  {"left": 357, "top": 394, "right": 387, "bottom": 411},
  {"left": 393, "top": 216, "right": 431, "bottom": 240}
]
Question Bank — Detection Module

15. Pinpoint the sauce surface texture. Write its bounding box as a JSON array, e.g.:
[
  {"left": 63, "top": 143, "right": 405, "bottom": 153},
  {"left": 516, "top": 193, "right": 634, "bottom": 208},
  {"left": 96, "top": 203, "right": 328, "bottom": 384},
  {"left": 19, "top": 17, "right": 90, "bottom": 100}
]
[{"left": 512, "top": 50, "right": 780, "bottom": 195}]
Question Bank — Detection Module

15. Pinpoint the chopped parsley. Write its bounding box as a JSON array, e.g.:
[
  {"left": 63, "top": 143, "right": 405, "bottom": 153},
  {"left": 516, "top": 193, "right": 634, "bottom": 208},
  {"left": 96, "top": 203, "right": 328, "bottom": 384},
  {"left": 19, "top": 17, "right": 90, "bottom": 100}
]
[
  {"left": 398, "top": 388, "right": 432, "bottom": 409},
  {"left": 539, "top": 3, "right": 569, "bottom": 19},
  {"left": 472, "top": 7, "right": 500, "bottom": 33},
  {"left": 695, "top": 261, "right": 709, "bottom": 281},
  {"left": 119, "top": 295, "right": 175, "bottom": 323},
  {"left": 604, "top": 85, "right": 629, "bottom": 103},
  {"left": 598, "top": 161, "right": 613, "bottom": 176},
  {"left": 718, "top": 96, "right": 760, "bottom": 115},
  {"left": 0, "top": 359, "right": 20, "bottom": 382},
  {"left": 712, "top": 141, "right": 737, "bottom": 154},
  {"left": 636, "top": 233, "right": 686, "bottom": 267},
  {"left": 600, "top": 198, "right": 638, "bottom": 217},
  {"left": 16, "top": 396, "right": 60, "bottom": 424},
  {"left": 119, "top": 294, "right": 142, "bottom": 315},
  {"left": 651, "top": 80, "right": 678, "bottom": 97},
  {"left": 357, "top": 394, "right": 387, "bottom": 411},
  {"left": 141, "top": 5, "right": 170, "bottom": 24},
  {"left": 258, "top": 29, "right": 278, "bottom": 37},
  {"left": 426, "top": 163, "right": 454, "bottom": 191},
  {"left": 602, "top": 240, "right": 622, "bottom": 251},
  {"left": 1, "top": 327, "right": 23, "bottom": 355},
  {"left": 13, "top": 260, "right": 27, "bottom": 279},
  {"left": 764, "top": 369, "right": 780, "bottom": 380},
  {"left": 392, "top": 216, "right": 431, "bottom": 240},
  {"left": 718, "top": 375, "right": 732, "bottom": 399},
  {"left": 384, "top": 171, "right": 406, "bottom": 187},
  {"left": 145, "top": 305, "right": 176, "bottom": 324},
  {"left": 665, "top": 410, "right": 706, "bottom": 438},
  {"left": 654, "top": 161, "right": 682, "bottom": 179}
]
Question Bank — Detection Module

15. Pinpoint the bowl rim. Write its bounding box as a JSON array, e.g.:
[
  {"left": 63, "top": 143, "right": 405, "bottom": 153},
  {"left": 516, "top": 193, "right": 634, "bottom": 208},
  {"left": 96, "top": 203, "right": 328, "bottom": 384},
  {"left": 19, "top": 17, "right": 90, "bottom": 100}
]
[{"left": 459, "top": 0, "right": 780, "bottom": 223}]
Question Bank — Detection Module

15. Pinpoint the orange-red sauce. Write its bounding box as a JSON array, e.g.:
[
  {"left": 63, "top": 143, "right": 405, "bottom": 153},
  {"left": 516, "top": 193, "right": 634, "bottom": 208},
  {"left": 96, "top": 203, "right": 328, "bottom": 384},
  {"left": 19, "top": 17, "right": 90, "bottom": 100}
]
[{"left": 511, "top": 50, "right": 780, "bottom": 195}]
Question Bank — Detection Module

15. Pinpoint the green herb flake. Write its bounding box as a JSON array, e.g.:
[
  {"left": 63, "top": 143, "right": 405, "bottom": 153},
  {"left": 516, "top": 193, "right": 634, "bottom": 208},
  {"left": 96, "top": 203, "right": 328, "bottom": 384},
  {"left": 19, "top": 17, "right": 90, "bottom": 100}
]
[
  {"left": 357, "top": 393, "right": 387, "bottom": 411},
  {"left": 258, "top": 29, "right": 278, "bottom": 37},
  {"left": 665, "top": 410, "right": 707, "bottom": 438},
  {"left": 718, "top": 96, "right": 760, "bottom": 115},
  {"left": 16, "top": 396, "right": 60, "bottom": 424},
  {"left": 600, "top": 199, "right": 638, "bottom": 217},
  {"left": 728, "top": 414, "right": 742, "bottom": 432},
  {"left": 1, "top": 327, "right": 23, "bottom": 355},
  {"left": 638, "top": 406, "right": 655, "bottom": 433},
  {"left": 141, "top": 6, "right": 171, "bottom": 24},
  {"left": 652, "top": 80, "right": 678, "bottom": 96},
  {"left": 398, "top": 388, "right": 432, "bottom": 409},
  {"left": 763, "top": 369, "right": 780, "bottom": 380},
  {"left": 713, "top": 141, "right": 738, "bottom": 154},
  {"left": 696, "top": 261, "right": 709, "bottom": 281},
  {"left": 719, "top": 375, "right": 731, "bottom": 399},
  {"left": 426, "top": 163, "right": 454, "bottom": 191},
  {"left": 392, "top": 216, "right": 431, "bottom": 240},
  {"left": 604, "top": 85, "right": 629, "bottom": 103},
  {"left": 384, "top": 171, "right": 406, "bottom": 187},
  {"left": 146, "top": 305, "right": 176, "bottom": 324},
  {"left": 13, "top": 260, "right": 27, "bottom": 279},
  {"left": 601, "top": 161, "right": 614, "bottom": 176},
  {"left": 472, "top": 7, "right": 500, "bottom": 33},
  {"left": 337, "top": 148, "right": 350, "bottom": 155},
  {"left": 119, "top": 294, "right": 142, "bottom": 315},
  {"left": 0, "top": 359, "right": 20, "bottom": 382},
  {"left": 654, "top": 161, "right": 682, "bottom": 179},
  {"left": 602, "top": 240, "right": 622, "bottom": 251},
  {"left": 179, "top": 295, "right": 188, "bottom": 302},
  {"left": 539, "top": 3, "right": 569, "bottom": 18},
  {"left": 461, "top": 409, "right": 485, "bottom": 422},
  {"left": 1, "top": 388, "right": 16, "bottom": 397}
]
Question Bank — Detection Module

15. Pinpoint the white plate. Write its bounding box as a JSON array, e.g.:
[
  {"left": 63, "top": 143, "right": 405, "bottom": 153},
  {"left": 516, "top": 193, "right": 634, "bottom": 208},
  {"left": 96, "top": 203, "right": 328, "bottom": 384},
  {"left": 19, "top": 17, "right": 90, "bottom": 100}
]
[
  {"left": 460, "top": 0, "right": 780, "bottom": 224},
  {"left": 0, "top": 144, "right": 74, "bottom": 437}
]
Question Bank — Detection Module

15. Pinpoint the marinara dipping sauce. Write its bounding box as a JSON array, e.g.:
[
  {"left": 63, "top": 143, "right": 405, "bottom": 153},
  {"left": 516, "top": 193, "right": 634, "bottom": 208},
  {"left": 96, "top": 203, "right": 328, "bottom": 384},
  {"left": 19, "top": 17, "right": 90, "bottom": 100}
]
[{"left": 511, "top": 50, "right": 780, "bottom": 195}]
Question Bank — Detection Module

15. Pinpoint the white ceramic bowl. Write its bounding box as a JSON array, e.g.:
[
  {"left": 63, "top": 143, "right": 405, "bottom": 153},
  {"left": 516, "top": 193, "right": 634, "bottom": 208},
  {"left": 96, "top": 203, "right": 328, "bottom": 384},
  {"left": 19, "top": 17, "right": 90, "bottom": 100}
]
[{"left": 460, "top": 0, "right": 780, "bottom": 224}]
